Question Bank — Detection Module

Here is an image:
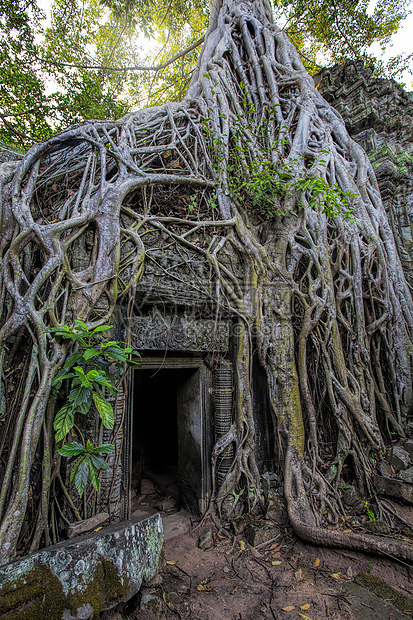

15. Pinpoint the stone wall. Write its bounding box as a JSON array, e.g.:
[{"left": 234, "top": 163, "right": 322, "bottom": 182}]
[{"left": 315, "top": 61, "right": 413, "bottom": 280}]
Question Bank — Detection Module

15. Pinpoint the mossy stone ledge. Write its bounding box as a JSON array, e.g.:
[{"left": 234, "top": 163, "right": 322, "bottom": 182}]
[{"left": 0, "top": 514, "right": 164, "bottom": 619}]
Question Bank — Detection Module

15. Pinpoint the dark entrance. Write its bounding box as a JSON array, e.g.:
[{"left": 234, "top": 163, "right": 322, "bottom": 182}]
[
  {"left": 133, "top": 369, "right": 180, "bottom": 478},
  {"left": 130, "top": 359, "right": 213, "bottom": 515}
]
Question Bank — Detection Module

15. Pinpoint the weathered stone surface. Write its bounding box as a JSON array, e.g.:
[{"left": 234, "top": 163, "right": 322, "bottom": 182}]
[
  {"left": 342, "top": 485, "right": 366, "bottom": 514},
  {"left": 0, "top": 514, "right": 164, "bottom": 619},
  {"left": 141, "top": 479, "right": 155, "bottom": 495},
  {"left": 147, "top": 573, "right": 164, "bottom": 587},
  {"left": 140, "top": 590, "right": 164, "bottom": 615},
  {"left": 398, "top": 466, "right": 413, "bottom": 483},
  {"left": 155, "top": 497, "right": 178, "bottom": 514},
  {"left": 198, "top": 529, "right": 214, "bottom": 551},
  {"left": 130, "top": 315, "right": 230, "bottom": 352},
  {"left": 265, "top": 491, "right": 288, "bottom": 525},
  {"left": 162, "top": 510, "right": 192, "bottom": 541},
  {"left": 377, "top": 460, "right": 393, "bottom": 477},
  {"left": 404, "top": 440, "right": 413, "bottom": 459},
  {"left": 165, "top": 591, "right": 181, "bottom": 604},
  {"left": 67, "top": 512, "right": 109, "bottom": 539},
  {"left": 339, "top": 580, "right": 412, "bottom": 620},
  {"left": 244, "top": 523, "right": 280, "bottom": 547},
  {"left": 390, "top": 446, "right": 411, "bottom": 471},
  {"left": 261, "top": 471, "right": 278, "bottom": 494},
  {"left": 362, "top": 520, "right": 391, "bottom": 535},
  {"left": 374, "top": 475, "right": 413, "bottom": 504},
  {"left": 354, "top": 573, "right": 413, "bottom": 614},
  {"left": 315, "top": 61, "right": 413, "bottom": 287}
]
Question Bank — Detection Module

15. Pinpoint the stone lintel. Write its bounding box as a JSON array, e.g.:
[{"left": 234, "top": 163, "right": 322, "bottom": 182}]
[{"left": 130, "top": 316, "right": 229, "bottom": 351}]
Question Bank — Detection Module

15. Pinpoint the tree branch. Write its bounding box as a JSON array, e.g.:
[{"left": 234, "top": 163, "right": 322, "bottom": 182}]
[{"left": 37, "top": 35, "right": 205, "bottom": 73}]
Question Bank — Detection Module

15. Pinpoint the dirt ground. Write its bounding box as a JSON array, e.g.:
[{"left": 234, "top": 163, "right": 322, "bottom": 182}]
[{"left": 104, "top": 517, "right": 413, "bottom": 620}]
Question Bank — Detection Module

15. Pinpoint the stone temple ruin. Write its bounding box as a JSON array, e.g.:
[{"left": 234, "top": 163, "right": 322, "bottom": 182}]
[
  {"left": 1, "top": 35, "right": 413, "bottom": 616},
  {"left": 73, "top": 62, "right": 413, "bottom": 525},
  {"left": 0, "top": 59, "right": 413, "bottom": 535},
  {"left": 316, "top": 61, "right": 413, "bottom": 283}
]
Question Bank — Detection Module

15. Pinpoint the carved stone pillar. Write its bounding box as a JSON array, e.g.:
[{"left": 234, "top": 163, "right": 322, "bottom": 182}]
[{"left": 214, "top": 360, "right": 234, "bottom": 488}]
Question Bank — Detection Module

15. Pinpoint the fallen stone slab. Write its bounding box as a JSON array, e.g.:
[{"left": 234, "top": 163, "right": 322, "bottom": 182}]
[
  {"left": 339, "top": 580, "right": 411, "bottom": 620},
  {"left": 0, "top": 514, "right": 164, "bottom": 619},
  {"left": 265, "top": 491, "right": 288, "bottom": 525},
  {"left": 398, "top": 466, "right": 413, "bottom": 484},
  {"left": 67, "top": 512, "right": 109, "bottom": 539},
  {"left": 362, "top": 520, "right": 391, "bottom": 535},
  {"left": 244, "top": 522, "right": 280, "bottom": 547},
  {"left": 404, "top": 440, "right": 413, "bottom": 459},
  {"left": 390, "top": 445, "right": 411, "bottom": 471},
  {"left": 374, "top": 474, "right": 413, "bottom": 504},
  {"left": 162, "top": 509, "right": 192, "bottom": 541},
  {"left": 354, "top": 572, "right": 413, "bottom": 615}
]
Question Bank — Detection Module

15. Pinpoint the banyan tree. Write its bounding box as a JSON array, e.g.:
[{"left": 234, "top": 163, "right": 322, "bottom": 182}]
[{"left": 0, "top": 0, "right": 413, "bottom": 566}]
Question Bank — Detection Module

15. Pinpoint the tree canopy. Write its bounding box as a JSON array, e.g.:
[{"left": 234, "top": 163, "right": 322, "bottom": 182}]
[{"left": 0, "top": 0, "right": 411, "bottom": 148}]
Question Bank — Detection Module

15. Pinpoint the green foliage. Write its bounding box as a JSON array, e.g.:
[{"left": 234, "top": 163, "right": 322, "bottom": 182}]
[
  {"left": 228, "top": 156, "right": 355, "bottom": 222},
  {"left": 49, "top": 320, "right": 140, "bottom": 496},
  {"left": 273, "top": 0, "right": 411, "bottom": 76},
  {"left": 58, "top": 440, "right": 114, "bottom": 497},
  {"left": 188, "top": 192, "right": 197, "bottom": 212},
  {"left": 0, "top": 0, "right": 53, "bottom": 146},
  {"left": 363, "top": 500, "right": 376, "bottom": 521},
  {"left": 1, "top": 0, "right": 410, "bottom": 148}
]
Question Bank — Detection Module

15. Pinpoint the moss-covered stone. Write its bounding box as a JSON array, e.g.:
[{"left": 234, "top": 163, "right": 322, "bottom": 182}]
[
  {"left": 0, "top": 514, "right": 164, "bottom": 619},
  {"left": 0, "top": 559, "right": 129, "bottom": 619},
  {"left": 354, "top": 572, "right": 413, "bottom": 614}
]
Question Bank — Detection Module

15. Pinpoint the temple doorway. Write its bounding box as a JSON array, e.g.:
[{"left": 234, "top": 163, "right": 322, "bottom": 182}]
[{"left": 129, "top": 359, "right": 213, "bottom": 517}]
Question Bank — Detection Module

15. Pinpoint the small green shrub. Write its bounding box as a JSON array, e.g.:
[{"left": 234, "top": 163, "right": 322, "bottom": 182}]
[{"left": 49, "top": 320, "right": 140, "bottom": 496}]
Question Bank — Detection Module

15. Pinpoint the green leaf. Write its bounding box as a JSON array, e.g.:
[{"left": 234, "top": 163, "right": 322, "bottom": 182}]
[
  {"left": 71, "top": 457, "right": 89, "bottom": 497},
  {"left": 54, "top": 404, "right": 75, "bottom": 442},
  {"left": 90, "top": 453, "right": 110, "bottom": 470},
  {"left": 74, "top": 319, "right": 89, "bottom": 332},
  {"left": 92, "top": 391, "right": 114, "bottom": 429},
  {"left": 101, "top": 347, "right": 130, "bottom": 363},
  {"left": 89, "top": 459, "right": 99, "bottom": 490},
  {"left": 93, "top": 443, "right": 114, "bottom": 454},
  {"left": 52, "top": 371, "right": 76, "bottom": 387},
  {"left": 74, "top": 366, "right": 90, "bottom": 387},
  {"left": 100, "top": 341, "right": 119, "bottom": 349},
  {"left": 93, "top": 374, "right": 116, "bottom": 390},
  {"left": 83, "top": 348, "right": 100, "bottom": 361},
  {"left": 68, "top": 384, "right": 92, "bottom": 411},
  {"left": 60, "top": 352, "right": 83, "bottom": 372},
  {"left": 91, "top": 325, "right": 113, "bottom": 334},
  {"left": 58, "top": 441, "right": 85, "bottom": 457}
]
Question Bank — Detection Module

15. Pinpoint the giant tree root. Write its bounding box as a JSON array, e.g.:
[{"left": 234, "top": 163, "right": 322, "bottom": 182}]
[{"left": 285, "top": 446, "right": 413, "bottom": 564}]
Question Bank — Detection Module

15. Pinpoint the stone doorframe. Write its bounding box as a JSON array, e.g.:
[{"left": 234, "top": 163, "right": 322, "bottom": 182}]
[{"left": 123, "top": 355, "right": 215, "bottom": 517}]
